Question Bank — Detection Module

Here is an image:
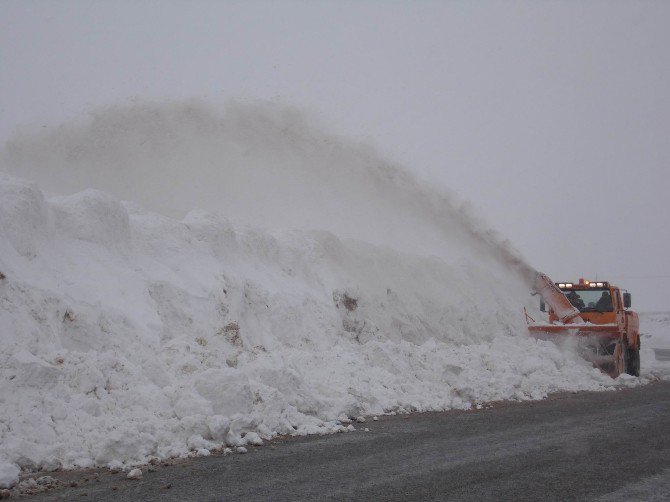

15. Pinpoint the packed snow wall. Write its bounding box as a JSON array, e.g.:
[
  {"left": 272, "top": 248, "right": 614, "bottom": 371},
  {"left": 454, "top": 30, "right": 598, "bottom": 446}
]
[{"left": 0, "top": 103, "right": 616, "bottom": 487}]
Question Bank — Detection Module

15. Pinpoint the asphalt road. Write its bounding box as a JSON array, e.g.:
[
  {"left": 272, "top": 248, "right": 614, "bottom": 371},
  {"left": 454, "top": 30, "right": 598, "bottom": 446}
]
[{"left": 25, "top": 381, "right": 670, "bottom": 501}]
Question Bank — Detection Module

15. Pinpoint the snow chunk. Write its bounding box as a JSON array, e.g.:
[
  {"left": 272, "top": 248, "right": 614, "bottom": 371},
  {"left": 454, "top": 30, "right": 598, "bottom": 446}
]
[
  {"left": 0, "top": 461, "right": 19, "bottom": 489},
  {"left": 206, "top": 416, "right": 231, "bottom": 442},
  {"left": 244, "top": 432, "right": 263, "bottom": 446},
  {"left": 194, "top": 369, "right": 253, "bottom": 416},
  {"left": 50, "top": 189, "right": 131, "bottom": 250},
  {"left": 0, "top": 173, "right": 50, "bottom": 257},
  {"left": 12, "top": 350, "right": 61, "bottom": 388},
  {"left": 127, "top": 468, "right": 142, "bottom": 480}
]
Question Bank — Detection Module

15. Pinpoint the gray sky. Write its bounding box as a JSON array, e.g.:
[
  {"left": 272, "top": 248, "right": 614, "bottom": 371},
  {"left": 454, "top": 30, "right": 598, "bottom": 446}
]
[{"left": 1, "top": 1, "right": 669, "bottom": 311}]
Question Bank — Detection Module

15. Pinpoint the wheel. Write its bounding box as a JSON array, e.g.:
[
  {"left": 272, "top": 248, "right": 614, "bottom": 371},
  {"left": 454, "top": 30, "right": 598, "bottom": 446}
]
[
  {"left": 622, "top": 336, "right": 641, "bottom": 377},
  {"left": 626, "top": 347, "right": 640, "bottom": 377}
]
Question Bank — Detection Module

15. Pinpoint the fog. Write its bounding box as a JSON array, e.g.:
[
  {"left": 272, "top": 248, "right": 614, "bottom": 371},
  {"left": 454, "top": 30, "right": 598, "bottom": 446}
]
[{"left": 1, "top": 1, "right": 668, "bottom": 310}]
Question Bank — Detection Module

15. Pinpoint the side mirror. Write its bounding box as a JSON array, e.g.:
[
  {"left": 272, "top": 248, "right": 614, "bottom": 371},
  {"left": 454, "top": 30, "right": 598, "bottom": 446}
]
[
  {"left": 623, "top": 292, "right": 631, "bottom": 309},
  {"left": 540, "top": 298, "right": 546, "bottom": 312}
]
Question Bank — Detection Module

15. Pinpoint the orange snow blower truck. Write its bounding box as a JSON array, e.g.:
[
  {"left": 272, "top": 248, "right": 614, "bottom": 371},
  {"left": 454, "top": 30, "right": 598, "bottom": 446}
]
[{"left": 526, "top": 274, "right": 640, "bottom": 377}]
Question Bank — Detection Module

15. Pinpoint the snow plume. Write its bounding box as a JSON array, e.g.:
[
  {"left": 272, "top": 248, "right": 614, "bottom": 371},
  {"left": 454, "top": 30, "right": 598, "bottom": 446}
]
[{"left": 2, "top": 100, "right": 534, "bottom": 282}]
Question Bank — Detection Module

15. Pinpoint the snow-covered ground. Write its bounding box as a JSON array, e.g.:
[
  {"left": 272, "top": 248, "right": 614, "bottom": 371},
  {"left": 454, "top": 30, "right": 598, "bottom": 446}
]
[
  {"left": 0, "top": 104, "right": 663, "bottom": 488},
  {"left": 640, "top": 312, "right": 670, "bottom": 379}
]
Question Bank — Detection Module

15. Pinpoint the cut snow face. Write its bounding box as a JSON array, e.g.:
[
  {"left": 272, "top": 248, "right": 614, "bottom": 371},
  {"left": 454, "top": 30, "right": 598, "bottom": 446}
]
[{"left": 0, "top": 103, "right": 631, "bottom": 484}]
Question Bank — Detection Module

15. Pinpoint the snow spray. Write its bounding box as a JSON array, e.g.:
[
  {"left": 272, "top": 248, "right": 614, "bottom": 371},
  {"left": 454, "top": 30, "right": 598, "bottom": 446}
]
[{"left": 2, "top": 100, "right": 535, "bottom": 283}]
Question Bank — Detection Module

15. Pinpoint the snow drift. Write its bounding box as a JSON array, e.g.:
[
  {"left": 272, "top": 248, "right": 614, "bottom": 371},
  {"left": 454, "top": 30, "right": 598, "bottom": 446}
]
[{"left": 0, "top": 103, "right": 625, "bottom": 487}]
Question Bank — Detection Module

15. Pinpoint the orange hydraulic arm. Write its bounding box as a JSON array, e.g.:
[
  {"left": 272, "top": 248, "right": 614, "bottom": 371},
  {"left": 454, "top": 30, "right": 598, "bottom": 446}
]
[{"left": 533, "top": 273, "right": 584, "bottom": 324}]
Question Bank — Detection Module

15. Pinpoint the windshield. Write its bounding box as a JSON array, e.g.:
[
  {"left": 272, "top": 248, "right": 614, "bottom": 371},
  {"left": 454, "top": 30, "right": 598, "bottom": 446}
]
[{"left": 561, "top": 288, "right": 613, "bottom": 312}]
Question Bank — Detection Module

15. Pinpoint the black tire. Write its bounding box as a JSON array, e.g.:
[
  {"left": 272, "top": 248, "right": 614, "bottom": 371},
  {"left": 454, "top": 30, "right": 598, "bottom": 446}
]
[{"left": 626, "top": 347, "right": 640, "bottom": 377}]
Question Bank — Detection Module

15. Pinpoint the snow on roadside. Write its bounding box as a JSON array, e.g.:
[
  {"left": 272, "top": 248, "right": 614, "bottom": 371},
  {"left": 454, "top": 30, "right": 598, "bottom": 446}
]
[
  {"left": 0, "top": 173, "right": 618, "bottom": 485},
  {"left": 639, "top": 312, "right": 670, "bottom": 380}
]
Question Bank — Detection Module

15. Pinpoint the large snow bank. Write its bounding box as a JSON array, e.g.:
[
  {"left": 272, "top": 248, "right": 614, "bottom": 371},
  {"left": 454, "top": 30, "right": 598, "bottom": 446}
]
[{"left": 0, "top": 173, "right": 616, "bottom": 481}]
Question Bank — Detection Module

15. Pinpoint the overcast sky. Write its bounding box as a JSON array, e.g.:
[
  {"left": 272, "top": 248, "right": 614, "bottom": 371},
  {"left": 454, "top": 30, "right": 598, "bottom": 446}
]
[{"left": 1, "top": 1, "right": 668, "bottom": 310}]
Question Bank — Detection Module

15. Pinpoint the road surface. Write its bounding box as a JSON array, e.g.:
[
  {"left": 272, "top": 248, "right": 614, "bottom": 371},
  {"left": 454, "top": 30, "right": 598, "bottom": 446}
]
[{"left": 24, "top": 381, "right": 670, "bottom": 501}]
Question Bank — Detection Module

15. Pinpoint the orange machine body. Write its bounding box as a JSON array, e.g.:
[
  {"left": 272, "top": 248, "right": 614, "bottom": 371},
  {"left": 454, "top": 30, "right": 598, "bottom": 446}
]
[{"left": 527, "top": 275, "right": 640, "bottom": 377}]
